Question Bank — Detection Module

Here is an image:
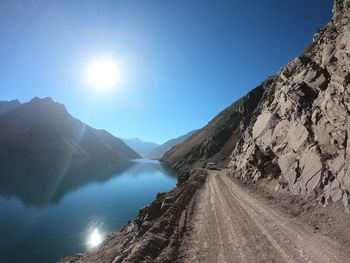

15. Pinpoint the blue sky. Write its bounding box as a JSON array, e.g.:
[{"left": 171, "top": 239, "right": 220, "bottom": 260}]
[{"left": 0, "top": 0, "right": 333, "bottom": 144}]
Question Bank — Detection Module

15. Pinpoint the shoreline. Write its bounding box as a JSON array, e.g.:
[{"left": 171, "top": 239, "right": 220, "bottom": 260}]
[
  {"left": 59, "top": 168, "right": 208, "bottom": 263},
  {"left": 60, "top": 165, "right": 350, "bottom": 262}
]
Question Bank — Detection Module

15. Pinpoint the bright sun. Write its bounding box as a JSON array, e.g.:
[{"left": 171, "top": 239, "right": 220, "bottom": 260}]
[{"left": 86, "top": 58, "right": 119, "bottom": 90}]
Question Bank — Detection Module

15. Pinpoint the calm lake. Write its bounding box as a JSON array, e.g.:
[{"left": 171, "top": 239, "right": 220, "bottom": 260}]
[{"left": 0, "top": 159, "right": 177, "bottom": 263}]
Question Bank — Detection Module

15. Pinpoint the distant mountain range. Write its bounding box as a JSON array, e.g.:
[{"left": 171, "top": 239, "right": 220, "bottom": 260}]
[
  {"left": 122, "top": 138, "right": 159, "bottom": 158},
  {"left": 122, "top": 131, "right": 198, "bottom": 160},
  {"left": 149, "top": 129, "right": 198, "bottom": 160},
  {"left": 0, "top": 97, "right": 140, "bottom": 171}
]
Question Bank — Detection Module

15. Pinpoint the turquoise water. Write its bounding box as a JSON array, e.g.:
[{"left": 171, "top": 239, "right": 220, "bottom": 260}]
[{"left": 0, "top": 159, "right": 177, "bottom": 263}]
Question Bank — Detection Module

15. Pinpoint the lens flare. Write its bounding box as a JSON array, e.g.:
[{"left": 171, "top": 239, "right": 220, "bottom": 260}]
[{"left": 86, "top": 59, "right": 119, "bottom": 90}]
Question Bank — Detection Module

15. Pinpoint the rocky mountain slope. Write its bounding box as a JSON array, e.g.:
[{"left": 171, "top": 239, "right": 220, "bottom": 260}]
[
  {"left": 162, "top": 85, "right": 265, "bottom": 172},
  {"left": 230, "top": 0, "right": 350, "bottom": 210},
  {"left": 149, "top": 129, "right": 198, "bottom": 160},
  {"left": 122, "top": 138, "right": 159, "bottom": 158},
  {"left": 164, "top": 0, "right": 350, "bottom": 210},
  {"left": 0, "top": 97, "right": 140, "bottom": 167}
]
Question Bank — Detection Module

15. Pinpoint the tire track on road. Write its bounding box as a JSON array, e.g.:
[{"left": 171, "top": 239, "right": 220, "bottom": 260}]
[{"left": 178, "top": 170, "right": 350, "bottom": 263}]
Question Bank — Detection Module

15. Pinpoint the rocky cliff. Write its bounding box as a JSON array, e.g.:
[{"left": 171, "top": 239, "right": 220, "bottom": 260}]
[
  {"left": 229, "top": 0, "right": 350, "bottom": 211},
  {"left": 164, "top": 0, "right": 350, "bottom": 210}
]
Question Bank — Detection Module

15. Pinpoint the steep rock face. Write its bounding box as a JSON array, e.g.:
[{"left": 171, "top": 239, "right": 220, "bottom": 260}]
[
  {"left": 230, "top": 0, "right": 350, "bottom": 210},
  {"left": 162, "top": 85, "right": 265, "bottom": 172}
]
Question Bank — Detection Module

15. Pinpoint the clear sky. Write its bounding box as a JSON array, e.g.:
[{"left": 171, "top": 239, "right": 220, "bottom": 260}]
[{"left": 0, "top": 0, "right": 333, "bottom": 144}]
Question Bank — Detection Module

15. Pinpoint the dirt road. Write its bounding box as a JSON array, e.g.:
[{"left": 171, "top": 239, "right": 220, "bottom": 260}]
[{"left": 178, "top": 170, "right": 350, "bottom": 263}]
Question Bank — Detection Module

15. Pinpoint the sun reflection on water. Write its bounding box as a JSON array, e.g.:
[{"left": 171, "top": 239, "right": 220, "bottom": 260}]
[{"left": 87, "top": 228, "right": 104, "bottom": 249}]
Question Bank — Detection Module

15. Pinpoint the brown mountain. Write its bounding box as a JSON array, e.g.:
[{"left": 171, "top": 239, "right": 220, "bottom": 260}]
[{"left": 162, "top": 84, "right": 265, "bottom": 172}]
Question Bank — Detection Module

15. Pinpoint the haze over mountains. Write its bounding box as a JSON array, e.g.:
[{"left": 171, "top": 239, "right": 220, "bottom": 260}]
[
  {"left": 149, "top": 129, "right": 198, "bottom": 160},
  {"left": 0, "top": 97, "right": 140, "bottom": 172},
  {"left": 122, "top": 130, "right": 198, "bottom": 159},
  {"left": 121, "top": 138, "right": 159, "bottom": 158},
  {"left": 0, "top": 100, "right": 21, "bottom": 115}
]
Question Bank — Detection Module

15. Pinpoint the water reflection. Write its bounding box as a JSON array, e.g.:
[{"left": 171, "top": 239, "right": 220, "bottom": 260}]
[
  {"left": 130, "top": 159, "right": 178, "bottom": 177},
  {"left": 0, "top": 159, "right": 177, "bottom": 263},
  {"left": 84, "top": 216, "right": 106, "bottom": 249},
  {"left": 87, "top": 228, "right": 104, "bottom": 248},
  {"left": 0, "top": 158, "right": 135, "bottom": 207}
]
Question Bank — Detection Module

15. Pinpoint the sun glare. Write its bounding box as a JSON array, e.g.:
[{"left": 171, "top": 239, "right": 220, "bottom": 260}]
[
  {"left": 86, "top": 59, "right": 119, "bottom": 90},
  {"left": 87, "top": 228, "right": 104, "bottom": 248}
]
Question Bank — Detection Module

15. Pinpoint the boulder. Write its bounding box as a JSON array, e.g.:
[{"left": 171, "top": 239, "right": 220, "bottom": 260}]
[{"left": 287, "top": 122, "right": 309, "bottom": 151}]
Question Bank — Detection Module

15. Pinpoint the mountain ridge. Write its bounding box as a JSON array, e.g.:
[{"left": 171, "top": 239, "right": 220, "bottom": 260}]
[
  {"left": 0, "top": 99, "right": 21, "bottom": 116},
  {"left": 0, "top": 97, "right": 141, "bottom": 167}
]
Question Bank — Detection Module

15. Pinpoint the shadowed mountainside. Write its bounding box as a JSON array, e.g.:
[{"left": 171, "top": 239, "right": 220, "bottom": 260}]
[
  {"left": 0, "top": 100, "right": 21, "bottom": 115},
  {"left": 0, "top": 97, "right": 141, "bottom": 166}
]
